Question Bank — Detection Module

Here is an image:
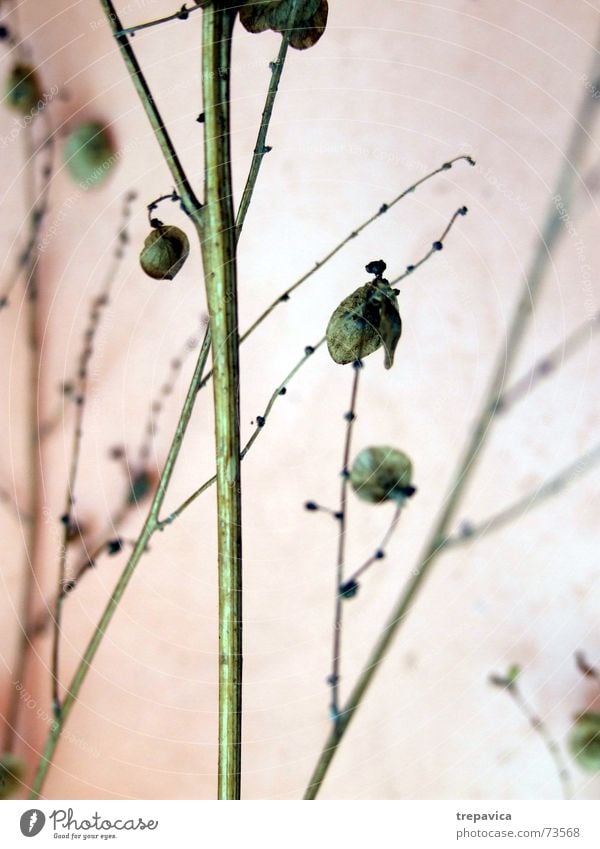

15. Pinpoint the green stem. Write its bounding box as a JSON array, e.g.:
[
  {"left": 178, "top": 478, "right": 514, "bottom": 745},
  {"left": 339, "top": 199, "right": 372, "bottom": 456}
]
[
  {"left": 235, "top": 0, "right": 299, "bottom": 237},
  {"left": 304, "top": 42, "right": 600, "bottom": 800},
  {"left": 98, "top": 0, "right": 201, "bottom": 216},
  {"left": 29, "top": 330, "right": 212, "bottom": 799},
  {"left": 199, "top": 4, "right": 242, "bottom": 800}
]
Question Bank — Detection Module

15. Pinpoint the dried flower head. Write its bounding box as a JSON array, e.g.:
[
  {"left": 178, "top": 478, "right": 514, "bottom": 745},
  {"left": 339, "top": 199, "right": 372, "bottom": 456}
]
[
  {"left": 326, "top": 278, "right": 401, "bottom": 368},
  {"left": 139, "top": 226, "right": 190, "bottom": 280},
  {"left": 240, "top": 0, "right": 328, "bottom": 49},
  {"left": 569, "top": 712, "right": 600, "bottom": 771},
  {"left": 63, "top": 122, "right": 116, "bottom": 188},
  {"left": 4, "top": 63, "right": 42, "bottom": 114},
  {"left": 350, "top": 446, "right": 413, "bottom": 504}
]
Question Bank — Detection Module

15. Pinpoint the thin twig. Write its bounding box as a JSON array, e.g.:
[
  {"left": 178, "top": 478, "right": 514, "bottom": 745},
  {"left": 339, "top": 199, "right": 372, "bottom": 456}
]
[
  {"left": 303, "top": 36, "right": 600, "bottom": 799},
  {"left": 99, "top": 0, "right": 201, "bottom": 217},
  {"left": 342, "top": 501, "right": 403, "bottom": 590},
  {"left": 574, "top": 651, "right": 600, "bottom": 680},
  {"left": 29, "top": 328, "right": 212, "bottom": 798},
  {"left": 329, "top": 361, "right": 362, "bottom": 724},
  {"left": 158, "top": 338, "right": 326, "bottom": 527},
  {"left": 389, "top": 206, "right": 468, "bottom": 287},
  {"left": 0, "top": 114, "right": 53, "bottom": 308},
  {"left": 443, "top": 442, "right": 600, "bottom": 549},
  {"left": 236, "top": 156, "right": 474, "bottom": 354},
  {"left": 50, "top": 193, "right": 135, "bottom": 713},
  {"left": 496, "top": 310, "right": 600, "bottom": 413},
  {"left": 137, "top": 324, "right": 205, "bottom": 464},
  {"left": 490, "top": 672, "right": 573, "bottom": 800},
  {"left": 0, "top": 485, "right": 32, "bottom": 525},
  {"left": 113, "top": 2, "right": 207, "bottom": 38},
  {"left": 198, "top": 190, "right": 471, "bottom": 394},
  {"left": 3, "top": 122, "right": 46, "bottom": 754},
  {"left": 235, "top": 0, "right": 301, "bottom": 237}
]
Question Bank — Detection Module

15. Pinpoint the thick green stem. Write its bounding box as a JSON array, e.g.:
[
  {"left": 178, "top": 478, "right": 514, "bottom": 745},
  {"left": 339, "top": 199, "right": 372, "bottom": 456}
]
[{"left": 199, "top": 5, "right": 242, "bottom": 800}]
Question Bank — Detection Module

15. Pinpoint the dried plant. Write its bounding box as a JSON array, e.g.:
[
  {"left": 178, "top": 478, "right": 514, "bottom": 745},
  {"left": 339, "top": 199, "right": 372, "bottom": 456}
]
[{"left": 0, "top": 2, "right": 599, "bottom": 802}]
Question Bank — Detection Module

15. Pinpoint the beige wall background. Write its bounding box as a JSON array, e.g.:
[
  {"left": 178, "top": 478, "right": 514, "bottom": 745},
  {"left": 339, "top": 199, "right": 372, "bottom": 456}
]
[{"left": 1, "top": 0, "right": 599, "bottom": 799}]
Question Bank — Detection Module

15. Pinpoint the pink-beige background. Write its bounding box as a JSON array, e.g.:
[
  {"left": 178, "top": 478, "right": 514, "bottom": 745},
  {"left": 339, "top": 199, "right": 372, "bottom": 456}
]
[{"left": 0, "top": 0, "right": 599, "bottom": 799}]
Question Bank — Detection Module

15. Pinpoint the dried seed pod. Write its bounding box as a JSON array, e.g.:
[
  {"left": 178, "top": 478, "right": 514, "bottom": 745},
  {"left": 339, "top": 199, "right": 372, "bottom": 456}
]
[
  {"left": 569, "top": 712, "right": 600, "bottom": 771},
  {"left": 139, "top": 226, "right": 190, "bottom": 281},
  {"left": 0, "top": 753, "right": 25, "bottom": 799},
  {"left": 239, "top": 1, "right": 278, "bottom": 33},
  {"left": 63, "top": 122, "right": 116, "bottom": 188},
  {"left": 350, "top": 446, "right": 413, "bottom": 504},
  {"left": 287, "top": 0, "right": 328, "bottom": 50},
  {"left": 326, "top": 279, "right": 401, "bottom": 368},
  {"left": 267, "top": 0, "right": 319, "bottom": 30},
  {"left": 239, "top": 0, "right": 327, "bottom": 49},
  {"left": 4, "top": 63, "right": 42, "bottom": 114}
]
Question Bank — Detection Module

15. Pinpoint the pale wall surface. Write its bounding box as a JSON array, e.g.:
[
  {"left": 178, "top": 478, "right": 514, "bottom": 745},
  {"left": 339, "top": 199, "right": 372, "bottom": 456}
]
[{"left": 0, "top": 0, "right": 599, "bottom": 799}]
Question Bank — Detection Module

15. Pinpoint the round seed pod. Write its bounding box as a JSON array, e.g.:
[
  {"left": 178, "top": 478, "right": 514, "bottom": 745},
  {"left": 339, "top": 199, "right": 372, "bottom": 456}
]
[
  {"left": 326, "top": 280, "right": 401, "bottom": 368},
  {"left": 239, "top": 1, "right": 278, "bottom": 33},
  {"left": 139, "top": 226, "right": 190, "bottom": 281},
  {"left": 326, "top": 283, "right": 383, "bottom": 365},
  {"left": 350, "top": 446, "right": 413, "bottom": 504},
  {"left": 240, "top": 0, "right": 327, "bottom": 49},
  {"left": 568, "top": 712, "right": 600, "bottom": 771},
  {"left": 288, "top": 0, "right": 328, "bottom": 50},
  {"left": 4, "top": 63, "right": 42, "bottom": 114},
  {"left": 0, "top": 753, "right": 25, "bottom": 799},
  {"left": 63, "top": 122, "right": 116, "bottom": 188},
  {"left": 268, "top": 0, "right": 319, "bottom": 29}
]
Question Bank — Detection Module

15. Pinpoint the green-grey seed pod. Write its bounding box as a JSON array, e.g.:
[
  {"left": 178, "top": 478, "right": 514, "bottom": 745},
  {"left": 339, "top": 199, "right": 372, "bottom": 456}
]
[
  {"left": 326, "top": 279, "right": 401, "bottom": 368},
  {"left": 63, "top": 122, "right": 116, "bottom": 188},
  {"left": 139, "top": 226, "right": 190, "bottom": 281},
  {"left": 568, "top": 712, "right": 600, "bottom": 771},
  {"left": 4, "top": 63, "right": 42, "bottom": 114},
  {"left": 0, "top": 753, "right": 25, "bottom": 799},
  {"left": 350, "top": 446, "right": 413, "bottom": 504}
]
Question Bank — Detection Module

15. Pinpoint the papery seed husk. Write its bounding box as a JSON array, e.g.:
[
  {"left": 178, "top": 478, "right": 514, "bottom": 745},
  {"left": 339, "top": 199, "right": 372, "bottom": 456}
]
[
  {"left": 326, "top": 283, "right": 384, "bottom": 365},
  {"left": 326, "top": 281, "right": 401, "bottom": 367},
  {"left": 288, "top": 0, "right": 328, "bottom": 50},
  {"left": 139, "top": 226, "right": 190, "bottom": 281},
  {"left": 350, "top": 446, "right": 413, "bottom": 504},
  {"left": 239, "top": 1, "right": 279, "bottom": 33}
]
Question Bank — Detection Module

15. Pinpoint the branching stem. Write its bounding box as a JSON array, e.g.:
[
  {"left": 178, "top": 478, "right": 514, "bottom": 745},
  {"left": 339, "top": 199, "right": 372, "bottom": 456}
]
[{"left": 303, "top": 42, "right": 600, "bottom": 799}]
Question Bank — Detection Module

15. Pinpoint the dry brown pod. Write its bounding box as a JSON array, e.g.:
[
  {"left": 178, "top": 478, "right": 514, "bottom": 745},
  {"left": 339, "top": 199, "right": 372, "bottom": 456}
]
[
  {"left": 239, "top": 0, "right": 328, "bottom": 49},
  {"left": 4, "top": 63, "right": 42, "bottom": 114},
  {"left": 287, "top": 0, "right": 328, "bottom": 50},
  {"left": 139, "top": 226, "right": 190, "bottom": 281},
  {"left": 239, "top": 1, "right": 277, "bottom": 33},
  {"left": 326, "top": 279, "right": 401, "bottom": 368},
  {"left": 350, "top": 446, "right": 413, "bottom": 504}
]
